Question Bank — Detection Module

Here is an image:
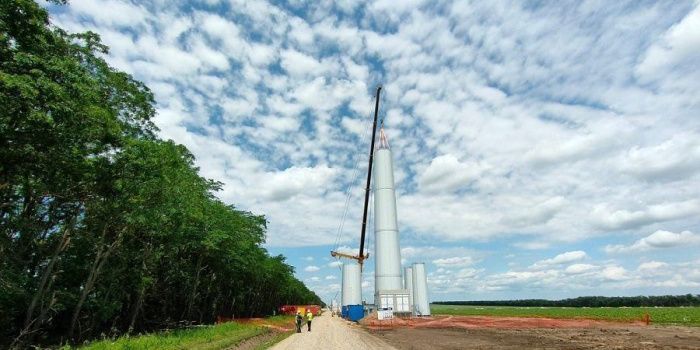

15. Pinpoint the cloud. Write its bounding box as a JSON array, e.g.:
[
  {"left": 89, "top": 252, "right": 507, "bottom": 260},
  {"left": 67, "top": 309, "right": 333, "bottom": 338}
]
[
  {"left": 637, "top": 261, "right": 669, "bottom": 275},
  {"left": 262, "top": 166, "right": 337, "bottom": 202},
  {"left": 69, "top": 0, "right": 148, "bottom": 27},
  {"left": 304, "top": 265, "right": 320, "bottom": 272},
  {"left": 48, "top": 0, "right": 700, "bottom": 301},
  {"left": 592, "top": 200, "right": 700, "bottom": 231},
  {"left": 432, "top": 256, "right": 474, "bottom": 267},
  {"left": 601, "top": 266, "right": 629, "bottom": 281},
  {"left": 531, "top": 251, "right": 587, "bottom": 269},
  {"left": 325, "top": 275, "right": 337, "bottom": 280},
  {"left": 418, "top": 154, "right": 488, "bottom": 193},
  {"left": 620, "top": 134, "right": 700, "bottom": 182},
  {"left": 327, "top": 261, "right": 343, "bottom": 268},
  {"left": 565, "top": 264, "right": 598, "bottom": 275},
  {"left": 605, "top": 230, "right": 700, "bottom": 253},
  {"left": 636, "top": 4, "right": 700, "bottom": 85}
]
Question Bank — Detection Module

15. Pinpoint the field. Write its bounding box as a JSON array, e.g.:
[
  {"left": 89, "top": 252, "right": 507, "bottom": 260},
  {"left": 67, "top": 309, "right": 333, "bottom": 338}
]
[
  {"left": 73, "top": 316, "right": 294, "bottom": 350},
  {"left": 369, "top": 305, "right": 700, "bottom": 349},
  {"left": 431, "top": 304, "right": 700, "bottom": 326}
]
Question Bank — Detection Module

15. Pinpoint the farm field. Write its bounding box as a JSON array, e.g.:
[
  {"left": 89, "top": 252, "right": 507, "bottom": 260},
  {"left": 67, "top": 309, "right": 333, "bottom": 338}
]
[
  {"left": 74, "top": 316, "right": 294, "bottom": 350},
  {"left": 432, "top": 304, "right": 700, "bottom": 326}
]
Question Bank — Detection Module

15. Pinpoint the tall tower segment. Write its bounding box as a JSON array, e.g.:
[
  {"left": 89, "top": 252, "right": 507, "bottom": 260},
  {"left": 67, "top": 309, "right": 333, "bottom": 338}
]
[
  {"left": 373, "top": 128, "right": 411, "bottom": 313},
  {"left": 373, "top": 129, "right": 403, "bottom": 291}
]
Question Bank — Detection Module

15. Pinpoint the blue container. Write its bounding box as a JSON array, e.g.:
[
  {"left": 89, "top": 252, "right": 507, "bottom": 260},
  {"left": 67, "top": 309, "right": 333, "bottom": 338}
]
[
  {"left": 346, "top": 305, "right": 364, "bottom": 321},
  {"left": 341, "top": 306, "right": 349, "bottom": 318}
]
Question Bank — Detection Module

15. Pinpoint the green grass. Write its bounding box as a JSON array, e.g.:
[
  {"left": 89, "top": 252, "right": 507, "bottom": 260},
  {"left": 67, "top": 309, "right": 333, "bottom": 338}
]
[
  {"left": 74, "top": 322, "right": 268, "bottom": 350},
  {"left": 431, "top": 304, "right": 700, "bottom": 326}
]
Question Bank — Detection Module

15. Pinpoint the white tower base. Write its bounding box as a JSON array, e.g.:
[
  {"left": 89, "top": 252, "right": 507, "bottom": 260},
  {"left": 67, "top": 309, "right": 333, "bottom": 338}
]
[{"left": 376, "top": 289, "right": 411, "bottom": 314}]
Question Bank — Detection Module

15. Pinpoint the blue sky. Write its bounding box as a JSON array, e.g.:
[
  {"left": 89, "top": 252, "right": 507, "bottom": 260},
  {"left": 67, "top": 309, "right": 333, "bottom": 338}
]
[{"left": 47, "top": 0, "right": 700, "bottom": 304}]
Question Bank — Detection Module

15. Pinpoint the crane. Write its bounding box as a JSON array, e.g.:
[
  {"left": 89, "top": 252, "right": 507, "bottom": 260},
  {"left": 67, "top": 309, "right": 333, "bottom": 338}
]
[{"left": 330, "top": 85, "right": 382, "bottom": 270}]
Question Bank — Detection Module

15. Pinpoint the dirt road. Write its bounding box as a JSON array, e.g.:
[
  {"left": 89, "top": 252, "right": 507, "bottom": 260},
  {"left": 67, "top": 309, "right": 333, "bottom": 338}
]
[{"left": 270, "top": 313, "right": 395, "bottom": 350}]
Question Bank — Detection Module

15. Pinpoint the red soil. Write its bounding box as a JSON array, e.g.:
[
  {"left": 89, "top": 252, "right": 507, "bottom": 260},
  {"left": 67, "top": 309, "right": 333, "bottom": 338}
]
[
  {"left": 361, "top": 315, "right": 647, "bottom": 330},
  {"left": 218, "top": 317, "right": 293, "bottom": 332}
]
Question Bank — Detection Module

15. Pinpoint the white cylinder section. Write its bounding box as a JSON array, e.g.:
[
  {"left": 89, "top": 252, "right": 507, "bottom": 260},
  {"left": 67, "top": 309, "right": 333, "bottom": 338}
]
[
  {"left": 374, "top": 148, "right": 403, "bottom": 291},
  {"left": 341, "top": 262, "right": 362, "bottom": 306},
  {"left": 412, "top": 263, "right": 430, "bottom": 316},
  {"left": 404, "top": 267, "right": 414, "bottom": 314}
]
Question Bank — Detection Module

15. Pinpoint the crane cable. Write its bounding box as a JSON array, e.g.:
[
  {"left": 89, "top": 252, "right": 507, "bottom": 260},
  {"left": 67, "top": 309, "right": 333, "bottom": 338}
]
[{"left": 332, "top": 99, "right": 377, "bottom": 264}]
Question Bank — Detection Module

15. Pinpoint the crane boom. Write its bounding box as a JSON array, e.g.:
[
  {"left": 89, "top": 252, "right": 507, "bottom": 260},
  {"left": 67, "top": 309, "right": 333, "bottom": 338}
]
[{"left": 330, "top": 85, "right": 382, "bottom": 270}]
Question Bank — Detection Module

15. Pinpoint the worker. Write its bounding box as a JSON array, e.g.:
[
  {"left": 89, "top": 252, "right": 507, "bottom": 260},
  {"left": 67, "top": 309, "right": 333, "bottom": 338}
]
[
  {"left": 295, "top": 311, "right": 303, "bottom": 333},
  {"left": 306, "top": 309, "right": 313, "bottom": 332}
]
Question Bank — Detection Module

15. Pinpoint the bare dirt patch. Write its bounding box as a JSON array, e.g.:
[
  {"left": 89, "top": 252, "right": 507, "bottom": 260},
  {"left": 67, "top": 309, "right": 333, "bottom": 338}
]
[{"left": 363, "top": 316, "right": 700, "bottom": 349}]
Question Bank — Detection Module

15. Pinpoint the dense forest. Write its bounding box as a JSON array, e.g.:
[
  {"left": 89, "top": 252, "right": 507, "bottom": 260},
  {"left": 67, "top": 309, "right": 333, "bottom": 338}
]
[
  {"left": 435, "top": 294, "right": 700, "bottom": 307},
  {"left": 0, "top": 0, "right": 321, "bottom": 347}
]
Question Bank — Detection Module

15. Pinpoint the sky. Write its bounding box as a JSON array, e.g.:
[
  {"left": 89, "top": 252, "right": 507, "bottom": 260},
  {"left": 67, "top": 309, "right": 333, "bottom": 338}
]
[{"left": 46, "top": 0, "right": 700, "bottom": 304}]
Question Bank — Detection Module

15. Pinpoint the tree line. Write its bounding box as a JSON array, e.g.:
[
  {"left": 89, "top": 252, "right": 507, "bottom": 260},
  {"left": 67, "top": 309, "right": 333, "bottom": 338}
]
[
  {"left": 0, "top": 0, "right": 321, "bottom": 347},
  {"left": 434, "top": 294, "right": 700, "bottom": 308}
]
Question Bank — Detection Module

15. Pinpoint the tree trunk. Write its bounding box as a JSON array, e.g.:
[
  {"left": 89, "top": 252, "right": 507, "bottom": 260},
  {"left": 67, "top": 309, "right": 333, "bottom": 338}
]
[
  {"left": 68, "top": 226, "right": 123, "bottom": 339},
  {"left": 23, "top": 219, "right": 73, "bottom": 331},
  {"left": 186, "top": 254, "right": 204, "bottom": 320},
  {"left": 128, "top": 284, "right": 146, "bottom": 333},
  {"left": 128, "top": 243, "right": 151, "bottom": 333}
]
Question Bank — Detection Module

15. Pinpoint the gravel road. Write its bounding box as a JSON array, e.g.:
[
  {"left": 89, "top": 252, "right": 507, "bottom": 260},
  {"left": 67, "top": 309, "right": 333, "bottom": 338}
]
[{"left": 270, "top": 313, "right": 395, "bottom": 350}]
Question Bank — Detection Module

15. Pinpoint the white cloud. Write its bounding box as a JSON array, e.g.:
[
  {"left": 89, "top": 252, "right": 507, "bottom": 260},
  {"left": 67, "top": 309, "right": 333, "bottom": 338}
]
[
  {"left": 620, "top": 134, "right": 700, "bottom": 182},
  {"left": 418, "top": 154, "right": 488, "bottom": 193},
  {"left": 565, "top": 264, "right": 598, "bottom": 275},
  {"left": 531, "top": 251, "right": 587, "bottom": 269},
  {"left": 637, "top": 261, "right": 669, "bottom": 275},
  {"left": 304, "top": 265, "right": 320, "bottom": 272},
  {"left": 325, "top": 275, "right": 337, "bottom": 280},
  {"left": 280, "top": 49, "right": 330, "bottom": 78},
  {"left": 432, "top": 256, "right": 474, "bottom": 267},
  {"left": 69, "top": 0, "right": 148, "bottom": 27},
  {"left": 261, "top": 166, "right": 337, "bottom": 202},
  {"left": 601, "top": 266, "right": 629, "bottom": 281},
  {"left": 327, "top": 261, "right": 343, "bottom": 268},
  {"left": 592, "top": 200, "right": 700, "bottom": 231},
  {"left": 48, "top": 0, "right": 700, "bottom": 300},
  {"left": 636, "top": 4, "right": 700, "bottom": 84},
  {"left": 605, "top": 230, "right": 700, "bottom": 253}
]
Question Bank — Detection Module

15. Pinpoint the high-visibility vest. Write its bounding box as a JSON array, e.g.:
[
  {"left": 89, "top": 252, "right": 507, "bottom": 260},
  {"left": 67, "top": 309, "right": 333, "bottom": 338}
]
[{"left": 306, "top": 312, "right": 313, "bottom": 321}]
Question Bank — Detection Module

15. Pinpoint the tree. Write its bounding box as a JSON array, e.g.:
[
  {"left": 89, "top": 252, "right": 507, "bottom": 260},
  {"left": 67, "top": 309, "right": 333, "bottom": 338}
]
[{"left": 1, "top": 1, "right": 321, "bottom": 347}]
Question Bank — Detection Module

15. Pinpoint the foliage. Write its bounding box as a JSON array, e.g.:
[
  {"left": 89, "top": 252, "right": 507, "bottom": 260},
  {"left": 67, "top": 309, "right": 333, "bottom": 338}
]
[
  {"left": 0, "top": 0, "right": 321, "bottom": 347},
  {"left": 433, "top": 294, "right": 700, "bottom": 307},
  {"left": 431, "top": 304, "right": 700, "bottom": 326}
]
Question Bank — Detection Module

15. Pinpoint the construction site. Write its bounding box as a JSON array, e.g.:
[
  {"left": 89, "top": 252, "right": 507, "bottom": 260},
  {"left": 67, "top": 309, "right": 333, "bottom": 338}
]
[
  {"left": 271, "top": 86, "right": 700, "bottom": 350},
  {"left": 5, "top": 1, "right": 700, "bottom": 349}
]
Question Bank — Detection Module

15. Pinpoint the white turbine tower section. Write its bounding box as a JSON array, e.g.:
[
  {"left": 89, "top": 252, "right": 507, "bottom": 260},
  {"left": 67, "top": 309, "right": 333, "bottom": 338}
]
[
  {"left": 373, "top": 130, "right": 403, "bottom": 291},
  {"left": 404, "top": 266, "right": 414, "bottom": 314},
  {"left": 412, "top": 263, "right": 431, "bottom": 316},
  {"left": 341, "top": 262, "right": 362, "bottom": 306},
  {"left": 373, "top": 128, "right": 411, "bottom": 314}
]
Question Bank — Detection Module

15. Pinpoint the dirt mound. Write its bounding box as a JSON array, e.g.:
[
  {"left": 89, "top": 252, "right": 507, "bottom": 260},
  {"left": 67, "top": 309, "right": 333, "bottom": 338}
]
[{"left": 362, "top": 315, "right": 646, "bottom": 330}]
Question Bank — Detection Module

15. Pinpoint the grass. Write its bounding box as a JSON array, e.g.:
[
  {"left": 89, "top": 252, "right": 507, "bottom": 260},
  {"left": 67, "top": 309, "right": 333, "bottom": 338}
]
[
  {"left": 73, "top": 316, "right": 295, "bottom": 350},
  {"left": 431, "top": 304, "right": 700, "bottom": 326}
]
